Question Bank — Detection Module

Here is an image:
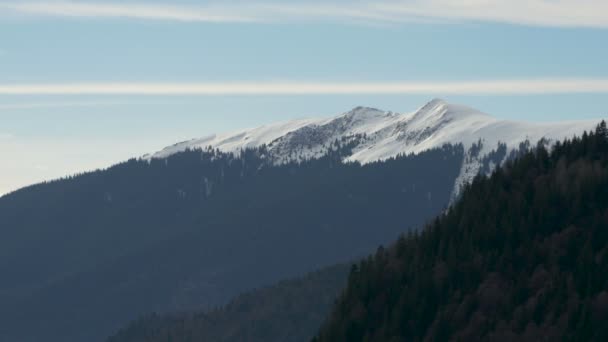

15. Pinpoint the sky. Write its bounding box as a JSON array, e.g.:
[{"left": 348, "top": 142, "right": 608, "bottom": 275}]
[{"left": 1, "top": 0, "right": 607, "bottom": 195}]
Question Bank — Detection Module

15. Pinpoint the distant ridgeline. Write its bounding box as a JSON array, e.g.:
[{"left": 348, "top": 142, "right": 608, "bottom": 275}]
[
  {"left": 108, "top": 263, "right": 351, "bottom": 342},
  {"left": 0, "top": 138, "right": 469, "bottom": 342},
  {"left": 315, "top": 122, "right": 608, "bottom": 341}
]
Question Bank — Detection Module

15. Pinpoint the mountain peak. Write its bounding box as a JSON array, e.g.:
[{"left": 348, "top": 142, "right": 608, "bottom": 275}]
[
  {"left": 409, "top": 98, "right": 449, "bottom": 122},
  {"left": 149, "top": 99, "right": 599, "bottom": 171},
  {"left": 425, "top": 98, "right": 448, "bottom": 107},
  {"left": 413, "top": 98, "right": 450, "bottom": 114},
  {"left": 411, "top": 98, "right": 491, "bottom": 124},
  {"left": 343, "top": 106, "right": 387, "bottom": 120}
]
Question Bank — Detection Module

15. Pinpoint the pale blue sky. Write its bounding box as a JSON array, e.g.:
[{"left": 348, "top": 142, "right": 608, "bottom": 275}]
[{"left": 1, "top": 0, "right": 607, "bottom": 195}]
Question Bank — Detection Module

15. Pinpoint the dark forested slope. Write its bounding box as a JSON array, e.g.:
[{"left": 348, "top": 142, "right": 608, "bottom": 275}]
[
  {"left": 0, "top": 140, "right": 463, "bottom": 342},
  {"left": 108, "top": 263, "right": 350, "bottom": 342},
  {"left": 315, "top": 122, "right": 608, "bottom": 342}
]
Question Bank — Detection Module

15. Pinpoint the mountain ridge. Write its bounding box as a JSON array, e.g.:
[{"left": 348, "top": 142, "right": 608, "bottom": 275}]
[{"left": 149, "top": 99, "right": 602, "bottom": 198}]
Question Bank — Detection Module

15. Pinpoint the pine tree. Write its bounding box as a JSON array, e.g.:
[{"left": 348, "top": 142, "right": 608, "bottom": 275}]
[{"left": 596, "top": 120, "right": 607, "bottom": 138}]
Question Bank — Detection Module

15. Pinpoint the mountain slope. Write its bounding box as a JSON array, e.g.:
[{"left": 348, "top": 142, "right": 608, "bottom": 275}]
[
  {"left": 106, "top": 120, "right": 608, "bottom": 342},
  {"left": 107, "top": 263, "right": 350, "bottom": 342},
  {"left": 315, "top": 122, "right": 608, "bottom": 341},
  {"left": 0, "top": 143, "right": 463, "bottom": 342},
  {"left": 150, "top": 99, "right": 600, "bottom": 198},
  {"left": 1, "top": 101, "right": 601, "bottom": 342}
]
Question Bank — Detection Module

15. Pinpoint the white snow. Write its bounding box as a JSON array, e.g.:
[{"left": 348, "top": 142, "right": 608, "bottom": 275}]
[
  {"left": 151, "top": 117, "right": 324, "bottom": 159},
  {"left": 148, "top": 99, "right": 604, "bottom": 197}
]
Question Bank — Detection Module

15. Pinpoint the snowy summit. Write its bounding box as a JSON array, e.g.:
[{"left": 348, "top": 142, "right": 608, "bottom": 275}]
[{"left": 149, "top": 99, "right": 602, "bottom": 197}]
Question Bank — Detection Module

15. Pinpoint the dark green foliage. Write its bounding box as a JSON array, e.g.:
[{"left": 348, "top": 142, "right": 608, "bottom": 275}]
[
  {"left": 0, "top": 142, "right": 464, "bottom": 342},
  {"left": 108, "top": 264, "right": 350, "bottom": 342},
  {"left": 480, "top": 142, "right": 507, "bottom": 175},
  {"left": 316, "top": 121, "right": 608, "bottom": 342}
]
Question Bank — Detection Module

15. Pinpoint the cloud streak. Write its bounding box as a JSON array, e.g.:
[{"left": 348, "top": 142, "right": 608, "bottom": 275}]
[
  {"left": 1, "top": 2, "right": 258, "bottom": 22},
  {"left": 375, "top": 0, "right": 608, "bottom": 28},
  {"left": 1, "top": 79, "right": 608, "bottom": 95},
  {"left": 0, "top": 100, "right": 126, "bottom": 110},
  {"left": 2, "top": 1, "right": 608, "bottom": 28}
]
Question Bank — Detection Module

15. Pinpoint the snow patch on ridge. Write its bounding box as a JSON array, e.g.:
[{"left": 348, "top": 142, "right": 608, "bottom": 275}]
[{"left": 148, "top": 99, "right": 603, "bottom": 198}]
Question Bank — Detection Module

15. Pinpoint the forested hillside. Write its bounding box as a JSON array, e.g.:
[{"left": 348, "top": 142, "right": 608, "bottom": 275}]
[
  {"left": 0, "top": 140, "right": 463, "bottom": 342},
  {"left": 108, "top": 264, "right": 349, "bottom": 342},
  {"left": 315, "top": 122, "right": 608, "bottom": 341}
]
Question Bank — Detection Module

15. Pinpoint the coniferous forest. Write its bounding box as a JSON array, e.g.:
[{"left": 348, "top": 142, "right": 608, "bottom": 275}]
[{"left": 315, "top": 122, "right": 608, "bottom": 341}]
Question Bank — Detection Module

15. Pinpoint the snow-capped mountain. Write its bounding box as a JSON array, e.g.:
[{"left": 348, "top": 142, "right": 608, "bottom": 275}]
[{"left": 150, "top": 99, "right": 602, "bottom": 198}]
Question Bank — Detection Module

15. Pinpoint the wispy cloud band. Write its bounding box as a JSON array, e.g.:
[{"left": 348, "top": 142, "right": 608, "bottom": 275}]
[
  {"left": 0, "top": 100, "right": 126, "bottom": 109},
  {"left": 3, "top": 1, "right": 608, "bottom": 28},
  {"left": 1, "top": 2, "right": 258, "bottom": 22},
  {"left": 2, "top": 79, "right": 608, "bottom": 95}
]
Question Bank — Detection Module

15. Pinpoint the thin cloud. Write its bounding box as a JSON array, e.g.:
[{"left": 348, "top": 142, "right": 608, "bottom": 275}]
[
  {"left": 1, "top": 2, "right": 258, "bottom": 22},
  {"left": 1, "top": 79, "right": 608, "bottom": 95},
  {"left": 374, "top": 0, "right": 608, "bottom": 28},
  {"left": 2, "top": 1, "right": 608, "bottom": 28},
  {"left": 0, "top": 2, "right": 386, "bottom": 24},
  {"left": 0, "top": 100, "right": 126, "bottom": 110}
]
